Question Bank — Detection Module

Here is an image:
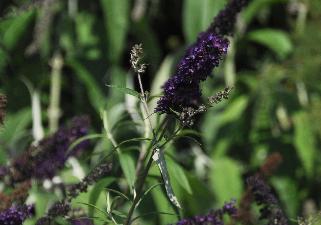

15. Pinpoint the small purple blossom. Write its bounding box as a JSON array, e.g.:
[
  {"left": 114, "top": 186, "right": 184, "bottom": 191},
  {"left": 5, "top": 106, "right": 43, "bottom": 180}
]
[
  {"left": 173, "top": 200, "right": 237, "bottom": 225},
  {"left": 0, "top": 205, "right": 34, "bottom": 225},
  {"left": 156, "top": 33, "right": 229, "bottom": 113}
]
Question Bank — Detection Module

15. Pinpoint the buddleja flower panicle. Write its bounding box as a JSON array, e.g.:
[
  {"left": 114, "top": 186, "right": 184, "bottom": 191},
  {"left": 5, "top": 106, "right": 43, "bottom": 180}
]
[
  {"left": 156, "top": 33, "right": 229, "bottom": 113},
  {"left": 247, "top": 175, "right": 288, "bottom": 225},
  {"left": 11, "top": 116, "right": 90, "bottom": 181},
  {"left": 0, "top": 204, "right": 34, "bottom": 225},
  {"left": 67, "top": 162, "right": 112, "bottom": 199},
  {"left": 155, "top": 0, "right": 252, "bottom": 115},
  {"left": 173, "top": 200, "right": 237, "bottom": 225}
]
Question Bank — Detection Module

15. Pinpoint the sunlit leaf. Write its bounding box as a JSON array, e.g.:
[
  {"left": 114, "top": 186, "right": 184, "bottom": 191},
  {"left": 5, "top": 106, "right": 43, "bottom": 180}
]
[
  {"left": 210, "top": 157, "right": 243, "bottom": 205},
  {"left": 166, "top": 156, "right": 192, "bottom": 194},
  {"left": 88, "top": 178, "right": 115, "bottom": 217},
  {"left": 293, "top": 111, "right": 316, "bottom": 177},
  {"left": 106, "top": 84, "right": 140, "bottom": 98},
  {"left": 247, "top": 29, "right": 293, "bottom": 59},
  {"left": 100, "top": 0, "right": 129, "bottom": 64}
]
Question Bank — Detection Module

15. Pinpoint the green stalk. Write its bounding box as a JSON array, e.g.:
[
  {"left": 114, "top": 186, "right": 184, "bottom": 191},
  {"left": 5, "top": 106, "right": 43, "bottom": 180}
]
[
  {"left": 295, "top": 1, "right": 308, "bottom": 36},
  {"left": 224, "top": 37, "right": 236, "bottom": 87},
  {"left": 48, "top": 52, "right": 63, "bottom": 133}
]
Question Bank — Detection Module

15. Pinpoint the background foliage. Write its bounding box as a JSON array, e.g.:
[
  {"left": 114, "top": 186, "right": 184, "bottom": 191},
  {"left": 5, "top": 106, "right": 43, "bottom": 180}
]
[{"left": 0, "top": 0, "right": 320, "bottom": 224}]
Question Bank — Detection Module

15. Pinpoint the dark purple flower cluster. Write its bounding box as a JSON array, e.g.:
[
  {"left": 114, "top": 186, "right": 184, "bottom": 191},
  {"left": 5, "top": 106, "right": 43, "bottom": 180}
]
[
  {"left": 155, "top": 0, "right": 251, "bottom": 114},
  {"left": 36, "top": 201, "right": 71, "bottom": 225},
  {"left": 156, "top": 33, "right": 229, "bottom": 113},
  {"left": 67, "top": 162, "right": 112, "bottom": 199},
  {"left": 208, "top": 0, "right": 251, "bottom": 36},
  {"left": 173, "top": 200, "right": 237, "bottom": 225},
  {"left": 0, "top": 204, "right": 34, "bottom": 225},
  {"left": 247, "top": 175, "right": 288, "bottom": 225},
  {"left": 12, "top": 116, "right": 90, "bottom": 181}
]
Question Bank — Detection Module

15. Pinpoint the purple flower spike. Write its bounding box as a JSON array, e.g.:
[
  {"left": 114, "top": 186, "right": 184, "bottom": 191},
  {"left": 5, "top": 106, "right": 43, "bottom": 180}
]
[
  {"left": 155, "top": 0, "right": 251, "bottom": 114},
  {"left": 172, "top": 200, "right": 237, "bottom": 225},
  {"left": 0, "top": 205, "right": 34, "bottom": 225},
  {"left": 209, "top": 0, "right": 251, "bottom": 36},
  {"left": 12, "top": 116, "right": 90, "bottom": 181},
  {"left": 156, "top": 33, "right": 229, "bottom": 113}
]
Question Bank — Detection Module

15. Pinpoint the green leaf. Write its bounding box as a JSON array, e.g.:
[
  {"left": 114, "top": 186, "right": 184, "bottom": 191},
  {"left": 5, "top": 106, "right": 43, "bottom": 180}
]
[
  {"left": 152, "top": 148, "right": 181, "bottom": 208},
  {"left": 247, "top": 29, "right": 293, "bottom": 59},
  {"left": 293, "top": 111, "right": 316, "bottom": 177},
  {"left": 88, "top": 177, "right": 115, "bottom": 217},
  {"left": 100, "top": 0, "right": 129, "bottom": 64},
  {"left": 166, "top": 156, "right": 193, "bottom": 194},
  {"left": 0, "top": 10, "right": 35, "bottom": 50},
  {"left": 106, "top": 84, "right": 140, "bottom": 98},
  {"left": 210, "top": 157, "right": 243, "bottom": 205},
  {"left": 242, "top": 0, "right": 286, "bottom": 25},
  {"left": 66, "top": 58, "right": 105, "bottom": 112},
  {"left": 149, "top": 179, "right": 177, "bottom": 224},
  {"left": 0, "top": 108, "right": 32, "bottom": 147},
  {"left": 119, "top": 151, "right": 136, "bottom": 192},
  {"left": 183, "top": 0, "right": 227, "bottom": 43},
  {"left": 202, "top": 96, "right": 248, "bottom": 148},
  {"left": 271, "top": 177, "right": 299, "bottom": 218}
]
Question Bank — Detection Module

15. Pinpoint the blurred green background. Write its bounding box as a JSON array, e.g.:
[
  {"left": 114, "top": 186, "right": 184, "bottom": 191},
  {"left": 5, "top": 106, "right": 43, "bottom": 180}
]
[{"left": 0, "top": 0, "right": 321, "bottom": 224}]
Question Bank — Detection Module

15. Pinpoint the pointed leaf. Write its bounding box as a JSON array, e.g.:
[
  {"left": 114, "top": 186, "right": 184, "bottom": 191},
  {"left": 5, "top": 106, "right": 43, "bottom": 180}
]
[
  {"left": 100, "top": 0, "right": 129, "bottom": 64},
  {"left": 247, "top": 29, "right": 293, "bottom": 59},
  {"left": 106, "top": 84, "right": 140, "bottom": 98},
  {"left": 119, "top": 151, "right": 136, "bottom": 192},
  {"left": 293, "top": 112, "right": 316, "bottom": 177}
]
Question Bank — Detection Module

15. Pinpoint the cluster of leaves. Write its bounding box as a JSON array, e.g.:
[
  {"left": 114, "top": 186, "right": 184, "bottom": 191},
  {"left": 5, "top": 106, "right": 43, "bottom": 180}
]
[{"left": 0, "top": 0, "right": 320, "bottom": 224}]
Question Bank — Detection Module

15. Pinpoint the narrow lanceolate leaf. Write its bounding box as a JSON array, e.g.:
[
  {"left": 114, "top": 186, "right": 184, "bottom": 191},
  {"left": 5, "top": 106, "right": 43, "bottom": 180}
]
[
  {"left": 152, "top": 148, "right": 181, "bottom": 208},
  {"left": 247, "top": 29, "right": 293, "bottom": 59},
  {"left": 100, "top": 0, "right": 129, "bottom": 64},
  {"left": 294, "top": 111, "right": 316, "bottom": 177},
  {"left": 106, "top": 84, "right": 140, "bottom": 98},
  {"left": 119, "top": 151, "right": 136, "bottom": 193}
]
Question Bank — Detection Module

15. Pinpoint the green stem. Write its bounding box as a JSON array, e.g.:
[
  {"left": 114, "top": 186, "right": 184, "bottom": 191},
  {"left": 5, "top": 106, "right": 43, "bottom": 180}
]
[
  {"left": 295, "top": 1, "right": 307, "bottom": 36},
  {"left": 124, "top": 149, "right": 155, "bottom": 225},
  {"left": 225, "top": 37, "right": 236, "bottom": 87},
  {"left": 48, "top": 52, "right": 63, "bottom": 133},
  {"left": 124, "top": 117, "right": 169, "bottom": 225}
]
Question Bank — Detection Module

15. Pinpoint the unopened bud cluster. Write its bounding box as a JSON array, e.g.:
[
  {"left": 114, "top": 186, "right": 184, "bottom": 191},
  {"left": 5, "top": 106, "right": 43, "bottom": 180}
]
[
  {"left": 130, "top": 44, "right": 147, "bottom": 74},
  {"left": 208, "top": 87, "right": 233, "bottom": 105}
]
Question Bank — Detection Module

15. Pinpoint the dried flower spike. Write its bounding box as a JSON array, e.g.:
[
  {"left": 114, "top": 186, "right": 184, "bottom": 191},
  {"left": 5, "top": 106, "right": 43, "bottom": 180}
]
[
  {"left": 67, "top": 162, "right": 112, "bottom": 200},
  {"left": 208, "top": 87, "right": 233, "bottom": 105},
  {"left": 130, "top": 43, "right": 147, "bottom": 74}
]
